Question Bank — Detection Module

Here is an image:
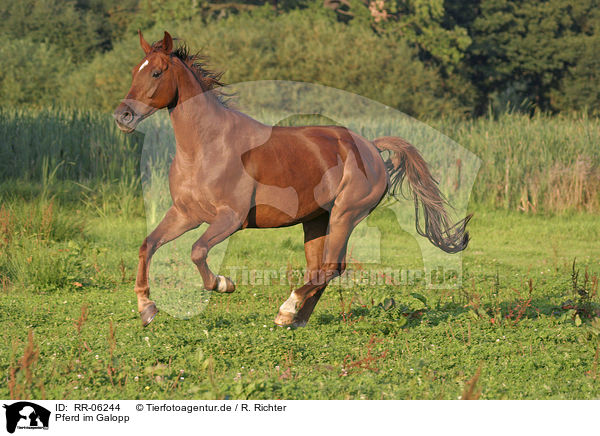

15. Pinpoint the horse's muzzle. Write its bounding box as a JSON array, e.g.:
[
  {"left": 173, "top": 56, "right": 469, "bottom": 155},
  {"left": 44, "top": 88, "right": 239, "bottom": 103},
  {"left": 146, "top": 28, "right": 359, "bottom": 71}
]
[{"left": 113, "top": 104, "right": 139, "bottom": 133}]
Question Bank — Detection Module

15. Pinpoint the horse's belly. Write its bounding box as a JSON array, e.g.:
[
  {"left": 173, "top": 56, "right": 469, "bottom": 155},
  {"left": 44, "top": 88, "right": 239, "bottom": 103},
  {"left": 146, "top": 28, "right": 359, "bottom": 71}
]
[{"left": 243, "top": 190, "right": 328, "bottom": 228}]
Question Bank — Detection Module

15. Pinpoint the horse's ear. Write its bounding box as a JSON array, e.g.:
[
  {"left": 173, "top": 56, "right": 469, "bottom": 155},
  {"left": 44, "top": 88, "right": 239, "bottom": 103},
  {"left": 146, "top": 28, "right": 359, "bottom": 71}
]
[
  {"left": 162, "top": 31, "right": 173, "bottom": 54},
  {"left": 139, "top": 29, "right": 151, "bottom": 55}
]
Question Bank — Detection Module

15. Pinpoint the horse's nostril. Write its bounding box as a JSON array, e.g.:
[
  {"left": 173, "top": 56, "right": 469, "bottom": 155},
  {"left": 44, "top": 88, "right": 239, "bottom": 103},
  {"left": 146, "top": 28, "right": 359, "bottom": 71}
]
[{"left": 121, "top": 111, "right": 133, "bottom": 124}]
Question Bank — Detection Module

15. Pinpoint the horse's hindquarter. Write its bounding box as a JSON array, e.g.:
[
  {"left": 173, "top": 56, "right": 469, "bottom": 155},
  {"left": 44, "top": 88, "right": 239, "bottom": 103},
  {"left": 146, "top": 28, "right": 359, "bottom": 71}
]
[{"left": 241, "top": 125, "right": 386, "bottom": 228}]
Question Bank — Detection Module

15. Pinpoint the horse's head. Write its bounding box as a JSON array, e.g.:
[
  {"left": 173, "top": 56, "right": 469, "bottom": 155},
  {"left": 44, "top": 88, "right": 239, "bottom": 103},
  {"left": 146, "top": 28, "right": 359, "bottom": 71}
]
[{"left": 114, "top": 31, "right": 178, "bottom": 133}]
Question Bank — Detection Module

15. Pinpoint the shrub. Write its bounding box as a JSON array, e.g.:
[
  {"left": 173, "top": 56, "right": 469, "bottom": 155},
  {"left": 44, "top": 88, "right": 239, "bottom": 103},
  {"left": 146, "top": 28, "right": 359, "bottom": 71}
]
[
  {"left": 62, "top": 9, "right": 472, "bottom": 118},
  {"left": 0, "top": 38, "right": 72, "bottom": 107}
]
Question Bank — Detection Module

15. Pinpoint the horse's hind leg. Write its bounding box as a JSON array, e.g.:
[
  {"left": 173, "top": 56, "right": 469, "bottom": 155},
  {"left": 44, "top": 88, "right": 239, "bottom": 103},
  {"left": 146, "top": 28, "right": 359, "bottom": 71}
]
[
  {"left": 275, "top": 171, "right": 386, "bottom": 327},
  {"left": 136, "top": 207, "right": 199, "bottom": 326},
  {"left": 293, "top": 213, "right": 330, "bottom": 327},
  {"left": 275, "top": 208, "right": 360, "bottom": 327}
]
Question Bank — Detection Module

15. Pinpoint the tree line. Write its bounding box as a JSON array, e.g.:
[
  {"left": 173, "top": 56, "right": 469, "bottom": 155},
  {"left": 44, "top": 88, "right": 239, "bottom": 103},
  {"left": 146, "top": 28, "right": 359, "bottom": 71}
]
[{"left": 1, "top": 0, "right": 598, "bottom": 117}]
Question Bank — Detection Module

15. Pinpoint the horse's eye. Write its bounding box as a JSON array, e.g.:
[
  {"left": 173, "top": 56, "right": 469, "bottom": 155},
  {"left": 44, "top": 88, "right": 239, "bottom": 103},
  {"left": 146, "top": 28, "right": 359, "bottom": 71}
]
[{"left": 152, "top": 70, "right": 162, "bottom": 78}]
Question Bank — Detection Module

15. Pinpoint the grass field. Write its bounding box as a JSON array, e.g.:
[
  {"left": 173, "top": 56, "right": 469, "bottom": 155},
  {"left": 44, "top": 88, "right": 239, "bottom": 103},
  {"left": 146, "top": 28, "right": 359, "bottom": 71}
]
[
  {"left": 1, "top": 194, "right": 600, "bottom": 400},
  {"left": 1, "top": 109, "right": 600, "bottom": 400}
]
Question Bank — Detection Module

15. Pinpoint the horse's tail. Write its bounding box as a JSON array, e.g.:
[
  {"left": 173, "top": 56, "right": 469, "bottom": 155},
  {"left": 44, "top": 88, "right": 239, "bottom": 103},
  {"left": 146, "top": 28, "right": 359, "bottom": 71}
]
[{"left": 373, "top": 136, "right": 472, "bottom": 254}]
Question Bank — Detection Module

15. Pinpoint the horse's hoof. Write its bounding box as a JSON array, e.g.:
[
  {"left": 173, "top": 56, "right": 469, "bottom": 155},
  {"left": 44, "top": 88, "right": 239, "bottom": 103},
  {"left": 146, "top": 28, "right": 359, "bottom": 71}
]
[
  {"left": 274, "top": 310, "right": 296, "bottom": 326},
  {"left": 140, "top": 303, "right": 158, "bottom": 327},
  {"left": 274, "top": 294, "right": 301, "bottom": 326},
  {"left": 215, "top": 275, "right": 235, "bottom": 293}
]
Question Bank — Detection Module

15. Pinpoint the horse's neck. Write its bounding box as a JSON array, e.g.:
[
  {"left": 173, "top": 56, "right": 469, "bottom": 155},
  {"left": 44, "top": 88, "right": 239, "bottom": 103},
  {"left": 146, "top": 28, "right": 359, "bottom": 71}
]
[
  {"left": 169, "top": 64, "right": 265, "bottom": 162},
  {"left": 169, "top": 72, "right": 227, "bottom": 159}
]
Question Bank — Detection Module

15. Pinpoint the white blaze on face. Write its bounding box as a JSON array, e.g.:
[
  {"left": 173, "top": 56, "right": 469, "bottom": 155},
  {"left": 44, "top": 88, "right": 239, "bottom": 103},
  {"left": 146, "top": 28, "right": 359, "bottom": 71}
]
[{"left": 138, "top": 60, "right": 149, "bottom": 72}]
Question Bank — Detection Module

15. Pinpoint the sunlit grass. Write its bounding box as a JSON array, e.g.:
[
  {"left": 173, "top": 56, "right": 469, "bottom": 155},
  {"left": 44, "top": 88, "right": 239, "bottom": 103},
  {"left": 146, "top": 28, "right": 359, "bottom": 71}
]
[{"left": 1, "top": 191, "right": 599, "bottom": 399}]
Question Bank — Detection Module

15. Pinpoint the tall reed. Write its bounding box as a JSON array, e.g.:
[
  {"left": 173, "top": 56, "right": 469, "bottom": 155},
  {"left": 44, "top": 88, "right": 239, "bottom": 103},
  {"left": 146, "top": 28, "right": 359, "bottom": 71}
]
[{"left": 1, "top": 107, "right": 599, "bottom": 213}]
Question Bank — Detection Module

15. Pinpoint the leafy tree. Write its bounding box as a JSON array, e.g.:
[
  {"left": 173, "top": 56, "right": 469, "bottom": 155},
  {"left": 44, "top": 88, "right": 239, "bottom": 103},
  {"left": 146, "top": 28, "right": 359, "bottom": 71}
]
[
  {"left": 126, "top": 0, "right": 201, "bottom": 33},
  {"left": 62, "top": 10, "right": 471, "bottom": 117},
  {"left": 552, "top": 29, "right": 600, "bottom": 113},
  {"left": 89, "top": 0, "right": 141, "bottom": 43},
  {"left": 463, "top": 0, "right": 599, "bottom": 113},
  {"left": 324, "top": 0, "right": 471, "bottom": 69},
  {"left": 0, "top": 38, "right": 72, "bottom": 106},
  {"left": 61, "top": 36, "right": 139, "bottom": 111},
  {"left": 1, "top": 0, "right": 598, "bottom": 115},
  {"left": 0, "top": 0, "right": 110, "bottom": 59}
]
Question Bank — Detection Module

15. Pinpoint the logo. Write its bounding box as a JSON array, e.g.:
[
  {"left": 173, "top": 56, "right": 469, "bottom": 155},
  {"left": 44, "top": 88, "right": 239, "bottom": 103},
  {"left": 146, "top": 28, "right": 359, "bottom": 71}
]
[{"left": 3, "top": 402, "right": 50, "bottom": 433}]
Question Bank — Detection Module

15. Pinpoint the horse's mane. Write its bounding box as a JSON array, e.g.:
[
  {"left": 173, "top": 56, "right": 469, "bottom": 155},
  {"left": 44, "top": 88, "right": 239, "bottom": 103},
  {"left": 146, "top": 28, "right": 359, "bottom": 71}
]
[{"left": 151, "top": 38, "right": 228, "bottom": 104}]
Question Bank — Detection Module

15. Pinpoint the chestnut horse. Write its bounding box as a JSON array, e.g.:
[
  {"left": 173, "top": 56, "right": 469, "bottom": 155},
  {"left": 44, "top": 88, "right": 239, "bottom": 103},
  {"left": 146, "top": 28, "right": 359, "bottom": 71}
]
[{"left": 114, "top": 31, "right": 471, "bottom": 327}]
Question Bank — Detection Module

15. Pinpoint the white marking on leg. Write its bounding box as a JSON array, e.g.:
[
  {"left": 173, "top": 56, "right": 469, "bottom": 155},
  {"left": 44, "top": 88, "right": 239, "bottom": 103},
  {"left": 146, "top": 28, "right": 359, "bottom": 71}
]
[
  {"left": 279, "top": 292, "right": 300, "bottom": 315},
  {"left": 138, "top": 60, "right": 149, "bottom": 72},
  {"left": 216, "top": 275, "right": 227, "bottom": 292}
]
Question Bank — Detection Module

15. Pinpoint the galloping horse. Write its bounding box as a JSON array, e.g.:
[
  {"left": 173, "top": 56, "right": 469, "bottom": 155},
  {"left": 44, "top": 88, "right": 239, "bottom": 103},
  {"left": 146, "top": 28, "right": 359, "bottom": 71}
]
[{"left": 114, "top": 31, "right": 471, "bottom": 328}]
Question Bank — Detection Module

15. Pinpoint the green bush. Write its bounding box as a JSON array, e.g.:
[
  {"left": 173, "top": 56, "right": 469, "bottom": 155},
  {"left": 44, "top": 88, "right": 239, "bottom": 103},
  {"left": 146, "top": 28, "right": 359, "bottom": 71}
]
[
  {"left": 61, "top": 37, "right": 140, "bottom": 111},
  {"left": 62, "top": 9, "right": 472, "bottom": 117},
  {"left": 0, "top": 0, "right": 113, "bottom": 59},
  {"left": 0, "top": 38, "right": 72, "bottom": 107}
]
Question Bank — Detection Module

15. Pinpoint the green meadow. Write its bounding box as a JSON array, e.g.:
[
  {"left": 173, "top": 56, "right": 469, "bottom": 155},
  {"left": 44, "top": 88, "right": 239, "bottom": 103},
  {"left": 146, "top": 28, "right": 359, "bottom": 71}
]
[{"left": 1, "top": 109, "right": 599, "bottom": 399}]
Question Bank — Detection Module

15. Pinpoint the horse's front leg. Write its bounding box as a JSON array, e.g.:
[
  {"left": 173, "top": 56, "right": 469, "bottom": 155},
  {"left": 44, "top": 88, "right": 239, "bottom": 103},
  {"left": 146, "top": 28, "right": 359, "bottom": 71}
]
[
  {"left": 191, "top": 207, "right": 242, "bottom": 293},
  {"left": 136, "top": 207, "right": 199, "bottom": 326}
]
